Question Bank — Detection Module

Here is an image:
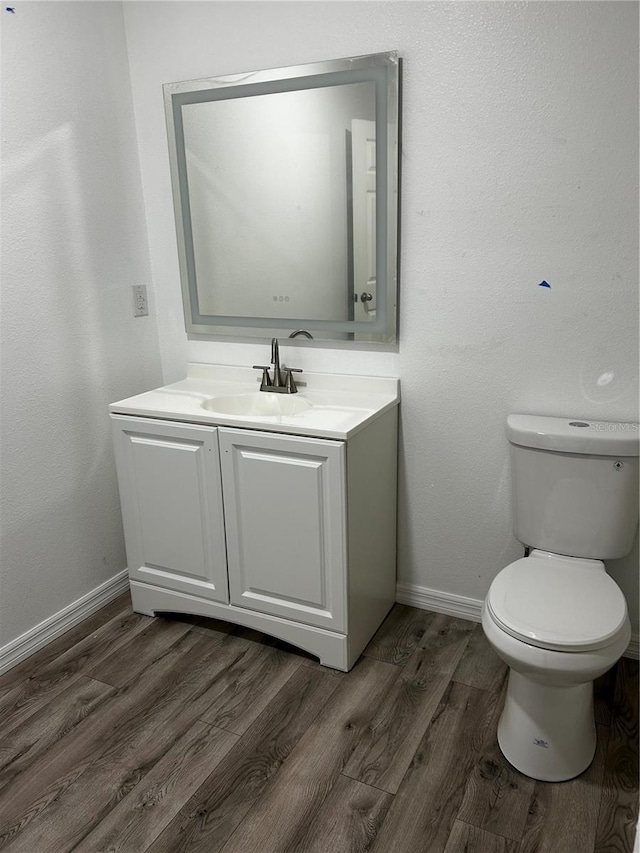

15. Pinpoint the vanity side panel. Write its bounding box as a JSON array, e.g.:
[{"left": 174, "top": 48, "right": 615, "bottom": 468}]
[{"left": 346, "top": 407, "right": 398, "bottom": 667}]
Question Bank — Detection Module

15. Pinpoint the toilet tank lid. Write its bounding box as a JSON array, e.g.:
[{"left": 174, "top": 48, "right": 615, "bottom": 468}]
[{"left": 507, "top": 414, "right": 639, "bottom": 456}]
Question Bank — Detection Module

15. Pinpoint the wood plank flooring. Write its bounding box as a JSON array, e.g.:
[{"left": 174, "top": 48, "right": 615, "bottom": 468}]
[{"left": 0, "top": 593, "right": 637, "bottom": 852}]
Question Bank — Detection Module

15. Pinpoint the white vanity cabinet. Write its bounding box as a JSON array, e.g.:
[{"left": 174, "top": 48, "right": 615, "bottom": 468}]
[{"left": 109, "top": 366, "right": 399, "bottom": 671}]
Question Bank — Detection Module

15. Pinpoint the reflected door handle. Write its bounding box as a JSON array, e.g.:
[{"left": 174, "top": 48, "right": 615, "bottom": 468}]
[{"left": 360, "top": 292, "right": 373, "bottom": 302}]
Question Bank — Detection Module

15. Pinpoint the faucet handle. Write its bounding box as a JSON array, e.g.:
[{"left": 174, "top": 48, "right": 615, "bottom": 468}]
[
  {"left": 284, "top": 367, "right": 303, "bottom": 394},
  {"left": 253, "top": 365, "right": 272, "bottom": 390}
]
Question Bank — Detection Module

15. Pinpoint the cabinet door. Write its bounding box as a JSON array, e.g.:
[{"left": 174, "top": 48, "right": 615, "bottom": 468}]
[
  {"left": 111, "top": 416, "right": 229, "bottom": 603},
  {"left": 219, "top": 429, "right": 346, "bottom": 632}
]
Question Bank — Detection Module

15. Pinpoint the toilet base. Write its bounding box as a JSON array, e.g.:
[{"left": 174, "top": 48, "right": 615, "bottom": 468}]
[{"left": 497, "top": 669, "right": 596, "bottom": 782}]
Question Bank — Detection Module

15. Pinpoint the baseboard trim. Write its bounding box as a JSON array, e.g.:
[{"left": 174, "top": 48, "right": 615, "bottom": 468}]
[
  {"left": 0, "top": 570, "right": 130, "bottom": 676},
  {"left": 1, "top": 573, "right": 636, "bottom": 676},
  {"left": 396, "top": 581, "right": 640, "bottom": 661},
  {"left": 396, "top": 582, "right": 483, "bottom": 624}
]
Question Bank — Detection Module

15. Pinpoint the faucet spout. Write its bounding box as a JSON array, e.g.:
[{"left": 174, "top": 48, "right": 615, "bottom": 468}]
[{"left": 270, "top": 338, "right": 283, "bottom": 387}]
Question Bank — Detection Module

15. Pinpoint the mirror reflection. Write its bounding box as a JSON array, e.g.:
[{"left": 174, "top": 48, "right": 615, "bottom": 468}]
[{"left": 164, "top": 52, "right": 399, "bottom": 342}]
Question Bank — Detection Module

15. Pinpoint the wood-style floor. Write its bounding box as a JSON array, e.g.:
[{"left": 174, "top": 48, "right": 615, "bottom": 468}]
[{"left": 0, "top": 593, "right": 637, "bottom": 852}]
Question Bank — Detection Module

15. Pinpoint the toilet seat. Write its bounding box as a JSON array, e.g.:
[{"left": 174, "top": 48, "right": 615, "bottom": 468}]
[{"left": 487, "top": 550, "right": 629, "bottom": 652}]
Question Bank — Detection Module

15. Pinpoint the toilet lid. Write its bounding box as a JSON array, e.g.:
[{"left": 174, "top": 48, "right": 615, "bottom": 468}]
[{"left": 487, "top": 552, "right": 629, "bottom": 652}]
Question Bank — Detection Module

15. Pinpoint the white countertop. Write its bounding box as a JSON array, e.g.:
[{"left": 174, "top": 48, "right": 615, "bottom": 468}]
[{"left": 109, "top": 364, "right": 400, "bottom": 440}]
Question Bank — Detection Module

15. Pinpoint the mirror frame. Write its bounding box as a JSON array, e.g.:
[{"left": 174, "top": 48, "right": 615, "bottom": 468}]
[{"left": 164, "top": 51, "right": 400, "bottom": 343}]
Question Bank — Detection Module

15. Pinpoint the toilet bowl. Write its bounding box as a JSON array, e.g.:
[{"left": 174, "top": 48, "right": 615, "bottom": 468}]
[
  {"left": 483, "top": 549, "right": 630, "bottom": 781},
  {"left": 482, "top": 415, "right": 638, "bottom": 782}
]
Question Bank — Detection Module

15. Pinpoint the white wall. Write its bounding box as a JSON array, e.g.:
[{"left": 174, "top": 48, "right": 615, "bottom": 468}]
[
  {"left": 0, "top": 2, "right": 162, "bottom": 646},
  {"left": 124, "top": 0, "right": 639, "bottom": 633}
]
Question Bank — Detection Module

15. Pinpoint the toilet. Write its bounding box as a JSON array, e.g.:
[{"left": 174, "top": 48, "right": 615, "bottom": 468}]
[{"left": 483, "top": 414, "right": 639, "bottom": 782}]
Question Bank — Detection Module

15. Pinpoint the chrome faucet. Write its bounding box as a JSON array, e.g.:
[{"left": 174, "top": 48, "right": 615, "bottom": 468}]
[
  {"left": 289, "top": 329, "right": 314, "bottom": 340},
  {"left": 253, "top": 338, "right": 303, "bottom": 393}
]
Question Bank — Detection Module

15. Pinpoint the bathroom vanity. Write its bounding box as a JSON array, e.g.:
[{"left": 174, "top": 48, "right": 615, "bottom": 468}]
[
  {"left": 110, "top": 364, "right": 399, "bottom": 670},
  {"left": 114, "top": 52, "right": 403, "bottom": 671}
]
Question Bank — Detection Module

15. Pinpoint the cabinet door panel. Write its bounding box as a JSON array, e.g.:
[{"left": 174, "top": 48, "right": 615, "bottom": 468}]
[
  {"left": 219, "top": 429, "right": 346, "bottom": 632},
  {"left": 112, "top": 416, "right": 229, "bottom": 602}
]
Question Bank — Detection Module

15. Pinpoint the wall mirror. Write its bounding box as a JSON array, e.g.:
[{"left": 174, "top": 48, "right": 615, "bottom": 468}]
[{"left": 163, "top": 51, "right": 400, "bottom": 344}]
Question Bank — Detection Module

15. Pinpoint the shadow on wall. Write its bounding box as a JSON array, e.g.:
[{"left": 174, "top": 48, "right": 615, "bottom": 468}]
[{"left": 1, "top": 119, "right": 159, "bottom": 643}]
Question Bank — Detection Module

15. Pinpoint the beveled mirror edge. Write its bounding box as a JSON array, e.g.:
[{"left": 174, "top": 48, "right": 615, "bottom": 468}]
[
  {"left": 163, "top": 51, "right": 400, "bottom": 345},
  {"left": 164, "top": 50, "right": 398, "bottom": 97}
]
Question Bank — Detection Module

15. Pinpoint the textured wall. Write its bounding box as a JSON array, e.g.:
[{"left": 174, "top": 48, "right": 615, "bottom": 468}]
[
  {"left": 0, "top": 2, "right": 162, "bottom": 645},
  {"left": 124, "top": 0, "right": 639, "bottom": 633}
]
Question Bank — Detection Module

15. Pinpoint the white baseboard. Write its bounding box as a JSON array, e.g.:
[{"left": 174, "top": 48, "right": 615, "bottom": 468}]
[
  {"left": 0, "top": 570, "right": 129, "bottom": 676},
  {"left": 396, "top": 581, "right": 640, "bottom": 660},
  {"left": 396, "top": 582, "right": 483, "bottom": 623},
  {"left": 1, "top": 574, "right": 636, "bottom": 677}
]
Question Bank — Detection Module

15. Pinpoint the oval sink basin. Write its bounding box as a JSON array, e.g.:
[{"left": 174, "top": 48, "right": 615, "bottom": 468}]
[{"left": 202, "top": 393, "right": 313, "bottom": 418}]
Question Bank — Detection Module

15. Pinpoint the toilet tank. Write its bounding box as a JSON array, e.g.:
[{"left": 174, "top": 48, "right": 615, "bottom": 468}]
[{"left": 508, "top": 415, "right": 639, "bottom": 560}]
